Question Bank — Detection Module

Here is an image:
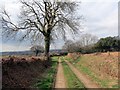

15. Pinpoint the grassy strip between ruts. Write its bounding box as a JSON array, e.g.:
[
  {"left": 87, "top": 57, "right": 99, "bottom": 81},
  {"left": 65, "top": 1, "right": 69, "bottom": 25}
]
[
  {"left": 62, "top": 61, "right": 85, "bottom": 89},
  {"left": 34, "top": 57, "right": 58, "bottom": 89}
]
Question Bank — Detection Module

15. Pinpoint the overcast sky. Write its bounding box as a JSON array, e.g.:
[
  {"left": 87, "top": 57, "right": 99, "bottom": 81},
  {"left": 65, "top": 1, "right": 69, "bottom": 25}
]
[{"left": 0, "top": 0, "right": 119, "bottom": 52}]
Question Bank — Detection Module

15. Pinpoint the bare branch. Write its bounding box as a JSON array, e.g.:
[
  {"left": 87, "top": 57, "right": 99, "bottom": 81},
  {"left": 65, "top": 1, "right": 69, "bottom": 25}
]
[{"left": 21, "top": 1, "right": 44, "bottom": 30}]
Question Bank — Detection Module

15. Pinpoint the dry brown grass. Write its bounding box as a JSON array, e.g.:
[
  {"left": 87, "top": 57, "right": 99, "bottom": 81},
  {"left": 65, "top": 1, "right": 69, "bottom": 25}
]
[
  {"left": 67, "top": 52, "right": 81, "bottom": 60},
  {"left": 67, "top": 52, "right": 119, "bottom": 88}
]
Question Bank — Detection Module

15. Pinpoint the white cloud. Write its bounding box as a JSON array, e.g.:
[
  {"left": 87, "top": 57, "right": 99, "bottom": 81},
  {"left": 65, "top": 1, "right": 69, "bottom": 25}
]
[
  {"left": 80, "top": 0, "right": 119, "bottom": 2},
  {"left": 1, "top": 43, "right": 30, "bottom": 52},
  {"left": 0, "top": 0, "right": 119, "bottom": 51},
  {"left": 80, "top": 2, "right": 118, "bottom": 38},
  {"left": 60, "top": 0, "right": 119, "bottom": 2}
]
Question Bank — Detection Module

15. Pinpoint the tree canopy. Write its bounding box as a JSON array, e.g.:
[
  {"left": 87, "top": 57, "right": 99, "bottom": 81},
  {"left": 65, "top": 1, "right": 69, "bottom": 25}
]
[
  {"left": 1, "top": 0, "right": 82, "bottom": 61},
  {"left": 30, "top": 45, "right": 44, "bottom": 56},
  {"left": 62, "top": 40, "right": 81, "bottom": 53},
  {"left": 95, "top": 36, "right": 119, "bottom": 52}
]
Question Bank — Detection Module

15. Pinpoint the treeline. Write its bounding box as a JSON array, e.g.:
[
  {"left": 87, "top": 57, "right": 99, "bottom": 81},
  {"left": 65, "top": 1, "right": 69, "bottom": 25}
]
[
  {"left": 62, "top": 34, "right": 119, "bottom": 54},
  {"left": 95, "top": 36, "right": 119, "bottom": 52}
]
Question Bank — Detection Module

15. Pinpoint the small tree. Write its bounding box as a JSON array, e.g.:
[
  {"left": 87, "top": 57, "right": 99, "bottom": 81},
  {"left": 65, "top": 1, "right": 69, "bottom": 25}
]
[{"left": 30, "top": 45, "right": 44, "bottom": 56}]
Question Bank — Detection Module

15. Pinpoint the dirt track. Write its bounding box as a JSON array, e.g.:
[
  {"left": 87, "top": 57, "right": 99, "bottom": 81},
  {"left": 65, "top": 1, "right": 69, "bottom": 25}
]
[
  {"left": 65, "top": 60, "right": 100, "bottom": 88},
  {"left": 55, "top": 59, "right": 66, "bottom": 88}
]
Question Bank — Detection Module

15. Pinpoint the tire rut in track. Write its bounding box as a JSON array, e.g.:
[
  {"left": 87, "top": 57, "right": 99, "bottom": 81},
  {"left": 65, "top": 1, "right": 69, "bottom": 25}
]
[
  {"left": 65, "top": 60, "right": 100, "bottom": 88},
  {"left": 55, "top": 59, "right": 66, "bottom": 88}
]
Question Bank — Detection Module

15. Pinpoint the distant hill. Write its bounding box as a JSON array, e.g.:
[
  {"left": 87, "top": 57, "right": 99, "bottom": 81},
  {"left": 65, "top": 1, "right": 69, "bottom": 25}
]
[
  {"left": 0, "top": 51, "right": 33, "bottom": 56},
  {"left": 0, "top": 49, "right": 67, "bottom": 56},
  {"left": 50, "top": 49, "right": 67, "bottom": 53}
]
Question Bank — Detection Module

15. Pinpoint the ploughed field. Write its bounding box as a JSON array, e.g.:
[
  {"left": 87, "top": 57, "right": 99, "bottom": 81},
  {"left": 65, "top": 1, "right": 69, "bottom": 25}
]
[{"left": 1, "top": 56, "right": 57, "bottom": 88}]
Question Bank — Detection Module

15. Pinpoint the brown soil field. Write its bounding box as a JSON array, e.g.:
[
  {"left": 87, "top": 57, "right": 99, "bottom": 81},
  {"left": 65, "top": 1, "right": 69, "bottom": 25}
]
[{"left": 1, "top": 56, "right": 48, "bottom": 88}]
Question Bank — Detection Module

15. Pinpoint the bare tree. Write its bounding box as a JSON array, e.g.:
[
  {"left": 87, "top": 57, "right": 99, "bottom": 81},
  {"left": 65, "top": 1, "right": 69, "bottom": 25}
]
[
  {"left": 30, "top": 45, "right": 44, "bottom": 56},
  {"left": 62, "top": 40, "right": 81, "bottom": 52},
  {"left": 1, "top": 0, "right": 82, "bottom": 61},
  {"left": 79, "top": 33, "right": 98, "bottom": 47},
  {"left": 62, "top": 40, "right": 73, "bottom": 52}
]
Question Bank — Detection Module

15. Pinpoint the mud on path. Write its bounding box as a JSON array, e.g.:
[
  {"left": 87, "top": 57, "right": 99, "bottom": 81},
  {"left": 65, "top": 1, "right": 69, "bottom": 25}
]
[
  {"left": 65, "top": 60, "right": 100, "bottom": 88},
  {"left": 55, "top": 59, "right": 66, "bottom": 88}
]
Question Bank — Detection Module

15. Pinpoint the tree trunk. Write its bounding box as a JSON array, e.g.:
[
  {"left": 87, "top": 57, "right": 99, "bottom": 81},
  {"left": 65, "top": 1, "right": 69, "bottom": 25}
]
[
  {"left": 35, "top": 50, "right": 38, "bottom": 56},
  {"left": 44, "top": 35, "right": 51, "bottom": 67},
  {"left": 44, "top": 35, "right": 50, "bottom": 61}
]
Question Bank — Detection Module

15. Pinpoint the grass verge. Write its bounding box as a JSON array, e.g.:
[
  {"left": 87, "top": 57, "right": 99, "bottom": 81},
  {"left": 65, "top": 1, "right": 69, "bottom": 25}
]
[
  {"left": 34, "top": 57, "right": 58, "bottom": 89},
  {"left": 71, "top": 56, "right": 118, "bottom": 88},
  {"left": 76, "top": 64, "right": 109, "bottom": 88},
  {"left": 62, "top": 61, "right": 85, "bottom": 88}
]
